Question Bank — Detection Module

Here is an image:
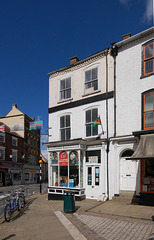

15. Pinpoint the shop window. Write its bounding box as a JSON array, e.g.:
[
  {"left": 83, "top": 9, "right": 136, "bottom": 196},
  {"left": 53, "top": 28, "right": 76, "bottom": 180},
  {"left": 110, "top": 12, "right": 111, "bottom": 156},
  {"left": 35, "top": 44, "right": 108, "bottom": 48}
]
[
  {"left": 0, "top": 133, "right": 5, "bottom": 143},
  {"left": 60, "top": 115, "right": 71, "bottom": 141},
  {"left": 69, "top": 151, "right": 79, "bottom": 188},
  {"left": 85, "top": 67, "right": 98, "bottom": 94},
  {"left": 142, "top": 90, "right": 154, "bottom": 130},
  {"left": 12, "top": 137, "right": 18, "bottom": 146},
  {"left": 25, "top": 173, "right": 29, "bottom": 181},
  {"left": 52, "top": 166, "right": 58, "bottom": 186},
  {"left": 60, "top": 166, "right": 68, "bottom": 187},
  {"left": 142, "top": 40, "right": 154, "bottom": 77},
  {"left": 85, "top": 108, "right": 98, "bottom": 137},
  {"left": 86, "top": 150, "right": 101, "bottom": 163},
  {"left": 141, "top": 160, "right": 154, "bottom": 193},
  {"left": 60, "top": 77, "right": 71, "bottom": 101},
  {"left": 50, "top": 152, "right": 58, "bottom": 165},
  {"left": 0, "top": 147, "right": 5, "bottom": 160}
]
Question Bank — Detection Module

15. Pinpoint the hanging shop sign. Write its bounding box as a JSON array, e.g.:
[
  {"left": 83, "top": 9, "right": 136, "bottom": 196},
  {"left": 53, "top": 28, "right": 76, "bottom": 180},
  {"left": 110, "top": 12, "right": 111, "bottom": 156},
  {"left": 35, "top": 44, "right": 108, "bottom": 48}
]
[
  {"left": 59, "top": 151, "right": 68, "bottom": 166},
  {"left": 89, "top": 156, "right": 98, "bottom": 164}
]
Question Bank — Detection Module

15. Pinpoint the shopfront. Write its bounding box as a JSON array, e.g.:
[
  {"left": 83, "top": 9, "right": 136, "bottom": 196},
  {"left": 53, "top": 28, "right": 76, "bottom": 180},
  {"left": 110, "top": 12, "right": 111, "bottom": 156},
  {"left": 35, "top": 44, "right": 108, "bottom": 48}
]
[
  {"left": 127, "top": 133, "right": 154, "bottom": 206},
  {"left": 47, "top": 139, "right": 105, "bottom": 200},
  {"left": 0, "top": 162, "right": 23, "bottom": 186}
]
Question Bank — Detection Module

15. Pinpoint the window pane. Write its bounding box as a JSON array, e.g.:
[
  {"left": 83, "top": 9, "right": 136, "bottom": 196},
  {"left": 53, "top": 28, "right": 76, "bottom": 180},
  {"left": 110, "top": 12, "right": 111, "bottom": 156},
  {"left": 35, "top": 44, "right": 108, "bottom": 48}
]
[
  {"left": 86, "top": 124, "right": 91, "bottom": 137},
  {"left": 92, "top": 80, "right": 98, "bottom": 91},
  {"left": 66, "top": 78, "right": 71, "bottom": 88},
  {"left": 60, "top": 116, "right": 64, "bottom": 128},
  {"left": 85, "top": 70, "right": 91, "bottom": 82},
  {"left": 66, "top": 89, "right": 71, "bottom": 99},
  {"left": 145, "top": 92, "right": 153, "bottom": 111},
  {"left": 92, "top": 108, "right": 98, "bottom": 121},
  {"left": 145, "top": 59, "right": 153, "bottom": 74},
  {"left": 145, "top": 44, "right": 153, "bottom": 59},
  {"left": 92, "top": 68, "right": 97, "bottom": 79},
  {"left": 60, "top": 166, "right": 68, "bottom": 187},
  {"left": 145, "top": 112, "right": 153, "bottom": 128},
  {"left": 86, "top": 110, "right": 91, "bottom": 123},
  {"left": 61, "top": 129, "right": 65, "bottom": 141},
  {"left": 66, "top": 115, "right": 70, "bottom": 127},
  {"left": 60, "top": 80, "right": 65, "bottom": 90},
  {"left": 95, "top": 167, "right": 99, "bottom": 186},
  {"left": 88, "top": 167, "right": 92, "bottom": 185},
  {"left": 66, "top": 128, "right": 70, "bottom": 140},
  {"left": 85, "top": 82, "right": 91, "bottom": 89},
  {"left": 93, "top": 125, "right": 98, "bottom": 135}
]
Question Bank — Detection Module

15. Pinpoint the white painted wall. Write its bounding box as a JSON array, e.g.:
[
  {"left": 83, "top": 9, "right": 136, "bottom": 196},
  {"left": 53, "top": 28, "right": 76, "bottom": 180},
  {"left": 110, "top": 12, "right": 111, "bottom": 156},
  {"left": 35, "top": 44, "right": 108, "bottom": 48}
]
[{"left": 116, "top": 34, "right": 154, "bottom": 136}]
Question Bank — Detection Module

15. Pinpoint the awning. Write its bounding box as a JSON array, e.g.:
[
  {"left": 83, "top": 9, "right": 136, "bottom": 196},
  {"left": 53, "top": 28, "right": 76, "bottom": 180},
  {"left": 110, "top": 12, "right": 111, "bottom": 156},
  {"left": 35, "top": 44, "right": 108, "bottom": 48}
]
[{"left": 126, "top": 134, "right": 154, "bottom": 160}]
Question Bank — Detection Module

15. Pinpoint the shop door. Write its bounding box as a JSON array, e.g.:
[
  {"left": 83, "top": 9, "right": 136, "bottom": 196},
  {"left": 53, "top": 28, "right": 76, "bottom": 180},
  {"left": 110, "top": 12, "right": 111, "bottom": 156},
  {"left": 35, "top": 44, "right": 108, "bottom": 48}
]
[
  {"left": 86, "top": 166, "right": 100, "bottom": 199},
  {"left": 120, "top": 158, "right": 138, "bottom": 191}
]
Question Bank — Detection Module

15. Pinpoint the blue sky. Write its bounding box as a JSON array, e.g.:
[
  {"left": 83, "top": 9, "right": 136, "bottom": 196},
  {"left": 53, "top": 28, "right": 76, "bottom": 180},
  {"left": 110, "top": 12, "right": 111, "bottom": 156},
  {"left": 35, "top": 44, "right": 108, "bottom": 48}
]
[{"left": 0, "top": 0, "right": 153, "bottom": 157}]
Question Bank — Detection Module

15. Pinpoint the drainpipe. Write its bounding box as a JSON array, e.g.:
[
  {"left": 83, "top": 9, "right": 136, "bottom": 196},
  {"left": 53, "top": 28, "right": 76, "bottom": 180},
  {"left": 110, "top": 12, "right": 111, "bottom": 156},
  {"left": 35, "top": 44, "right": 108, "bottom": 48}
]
[
  {"left": 111, "top": 43, "right": 118, "bottom": 137},
  {"left": 105, "top": 45, "right": 118, "bottom": 200},
  {"left": 105, "top": 50, "right": 109, "bottom": 200}
]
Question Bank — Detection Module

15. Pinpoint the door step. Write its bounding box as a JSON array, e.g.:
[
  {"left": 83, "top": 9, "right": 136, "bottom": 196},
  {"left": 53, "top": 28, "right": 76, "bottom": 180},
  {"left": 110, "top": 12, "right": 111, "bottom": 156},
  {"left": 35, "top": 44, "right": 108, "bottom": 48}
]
[{"left": 112, "top": 191, "right": 140, "bottom": 204}]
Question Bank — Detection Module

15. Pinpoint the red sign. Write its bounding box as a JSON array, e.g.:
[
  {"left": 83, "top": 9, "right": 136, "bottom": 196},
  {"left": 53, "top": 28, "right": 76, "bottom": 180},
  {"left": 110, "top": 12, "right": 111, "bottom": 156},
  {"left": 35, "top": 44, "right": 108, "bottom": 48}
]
[{"left": 59, "top": 152, "right": 68, "bottom": 166}]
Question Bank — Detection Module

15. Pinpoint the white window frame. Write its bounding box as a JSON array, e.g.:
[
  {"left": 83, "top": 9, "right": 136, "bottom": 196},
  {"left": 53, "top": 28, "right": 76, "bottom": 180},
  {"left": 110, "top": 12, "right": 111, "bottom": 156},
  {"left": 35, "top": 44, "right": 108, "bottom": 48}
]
[
  {"left": 84, "top": 107, "right": 99, "bottom": 138},
  {"left": 0, "top": 133, "right": 5, "bottom": 143},
  {"left": 84, "top": 64, "right": 99, "bottom": 95},
  {"left": 0, "top": 146, "right": 5, "bottom": 160},
  {"left": 59, "top": 114, "right": 71, "bottom": 141},
  {"left": 59, "top": 77, "right": 71, "bottom": 101},
  {"left": 12, "top": 136, "right": 18, "bottom": 146},
  {"left": 12, "top": 149, "right": 18, "bottom": 162}
]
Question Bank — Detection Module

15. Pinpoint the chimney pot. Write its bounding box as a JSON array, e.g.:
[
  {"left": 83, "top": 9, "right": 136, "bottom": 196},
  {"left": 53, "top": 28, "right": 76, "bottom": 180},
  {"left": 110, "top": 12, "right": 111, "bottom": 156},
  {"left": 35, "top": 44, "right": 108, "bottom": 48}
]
[
  {"left": 69, "top": 56, "right": 79, "bottom": 65},
  {"left": 12, "top": 104, "right": 17, "bottom": 108},
  {"left": 122, "top": 33, "right": 131, "bottom": 40}
]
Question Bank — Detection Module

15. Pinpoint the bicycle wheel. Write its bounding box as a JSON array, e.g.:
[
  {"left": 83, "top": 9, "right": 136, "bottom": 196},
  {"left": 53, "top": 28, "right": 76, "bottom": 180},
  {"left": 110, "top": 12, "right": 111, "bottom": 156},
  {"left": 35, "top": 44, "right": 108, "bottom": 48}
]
[
  {"left": 4, "top": 204, "right": 11, "bottom": 222},
  {"left": 20, "top": 196, "right": 25, "bottom": 208},
  {"left": 18, "top": 198, "right": 21, "bottom": 211}
]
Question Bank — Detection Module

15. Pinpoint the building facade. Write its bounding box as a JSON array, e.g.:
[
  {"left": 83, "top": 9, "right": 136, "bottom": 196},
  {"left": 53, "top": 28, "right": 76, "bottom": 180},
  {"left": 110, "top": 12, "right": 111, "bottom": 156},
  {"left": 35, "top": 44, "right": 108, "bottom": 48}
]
[
  {"left": 46, "top": 50, "right": 115, "bottom": 200},
  {"left": 0, "top": 104, "right": 40, "bottom": 186},
  {"left": 110, "top": 27, "right": 154, "bottom": 204}
]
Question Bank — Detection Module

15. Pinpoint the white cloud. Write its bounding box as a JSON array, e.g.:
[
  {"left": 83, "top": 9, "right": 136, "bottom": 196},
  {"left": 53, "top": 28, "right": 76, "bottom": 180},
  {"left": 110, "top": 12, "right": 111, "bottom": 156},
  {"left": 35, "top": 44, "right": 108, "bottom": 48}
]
[{"left": 143, "top": 0, "right": 153, "bottom": 24}]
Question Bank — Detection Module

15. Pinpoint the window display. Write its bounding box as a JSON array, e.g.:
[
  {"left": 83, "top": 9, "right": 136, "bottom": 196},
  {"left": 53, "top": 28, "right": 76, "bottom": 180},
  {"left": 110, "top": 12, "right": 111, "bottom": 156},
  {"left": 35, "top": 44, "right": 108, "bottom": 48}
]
[
  {"left": 142, "top": 160, "right": 154, "bottom": 192},
  {"left": 50, "top": 150, "right": 82, "bottom": 189}
]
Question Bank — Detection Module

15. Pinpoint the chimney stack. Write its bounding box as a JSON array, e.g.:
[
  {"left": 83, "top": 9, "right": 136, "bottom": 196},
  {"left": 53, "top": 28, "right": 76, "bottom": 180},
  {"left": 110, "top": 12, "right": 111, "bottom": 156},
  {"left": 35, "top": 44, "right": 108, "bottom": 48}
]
[
  {"left": 69, "top": 56, "right": 79, "bottom": 65},
  {"left": 122, "top": 33, "right": 131, "bottom": 40},
  {"left": 12, "top": 104, "right": 17, "bottom": 109}
]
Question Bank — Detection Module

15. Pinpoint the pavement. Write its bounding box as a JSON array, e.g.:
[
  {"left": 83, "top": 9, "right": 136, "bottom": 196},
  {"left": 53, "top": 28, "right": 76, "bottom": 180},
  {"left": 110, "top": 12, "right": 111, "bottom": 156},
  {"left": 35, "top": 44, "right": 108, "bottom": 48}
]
[{"left": 0, "top": 194, "right": 154, "bottom": 240}]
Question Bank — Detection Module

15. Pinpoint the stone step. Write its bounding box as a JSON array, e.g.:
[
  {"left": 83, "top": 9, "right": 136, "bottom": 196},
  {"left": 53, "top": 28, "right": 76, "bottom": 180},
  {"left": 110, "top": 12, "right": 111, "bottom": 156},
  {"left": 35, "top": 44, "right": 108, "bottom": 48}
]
[{"left": 112, "top": 191, "right": 140, "bottom": 204}]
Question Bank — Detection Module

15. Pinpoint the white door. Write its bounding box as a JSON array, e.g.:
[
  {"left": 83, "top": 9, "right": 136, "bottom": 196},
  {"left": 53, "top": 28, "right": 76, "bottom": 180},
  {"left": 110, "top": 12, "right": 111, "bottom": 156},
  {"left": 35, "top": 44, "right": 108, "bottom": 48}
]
[
  {"left": 86, "top": 165, "right": 100, "bottom": 199},
  {"left": 120, "top": 158, "right": 138, "bottom": 191}
]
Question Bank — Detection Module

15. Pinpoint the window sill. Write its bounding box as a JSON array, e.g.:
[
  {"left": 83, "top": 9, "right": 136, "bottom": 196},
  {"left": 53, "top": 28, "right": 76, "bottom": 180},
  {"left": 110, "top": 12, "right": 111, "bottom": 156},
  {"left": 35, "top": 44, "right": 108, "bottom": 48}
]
[
  {"left": 82, "top": 90, "right": 101, "bottom": 97},
  {"left": 57, "top": 98, "right": 73, "bottom": 104},
  {"left": 140, "top": 72, "right": 154, "bottom": 79}
]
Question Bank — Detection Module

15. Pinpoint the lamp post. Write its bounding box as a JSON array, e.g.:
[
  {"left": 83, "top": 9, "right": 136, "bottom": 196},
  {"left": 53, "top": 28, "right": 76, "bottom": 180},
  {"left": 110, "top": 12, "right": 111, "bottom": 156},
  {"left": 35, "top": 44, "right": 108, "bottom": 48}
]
[{"left": 39, "top": 159, "right": 43, "bottom": 194}]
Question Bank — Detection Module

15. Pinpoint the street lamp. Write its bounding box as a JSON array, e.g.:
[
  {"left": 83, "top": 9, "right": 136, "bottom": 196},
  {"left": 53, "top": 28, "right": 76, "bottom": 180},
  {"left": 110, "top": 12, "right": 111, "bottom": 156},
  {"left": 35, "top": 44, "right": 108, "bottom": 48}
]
[{"left": 39, "top": 159, "right": 43, "bottom": 194}]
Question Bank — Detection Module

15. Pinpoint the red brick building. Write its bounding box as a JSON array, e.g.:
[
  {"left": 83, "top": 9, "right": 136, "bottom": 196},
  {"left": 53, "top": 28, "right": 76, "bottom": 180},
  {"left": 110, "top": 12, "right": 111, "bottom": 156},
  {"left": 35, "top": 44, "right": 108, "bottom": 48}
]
[{"left": 0, "top": 104, "right": 40, "bottom": 186}]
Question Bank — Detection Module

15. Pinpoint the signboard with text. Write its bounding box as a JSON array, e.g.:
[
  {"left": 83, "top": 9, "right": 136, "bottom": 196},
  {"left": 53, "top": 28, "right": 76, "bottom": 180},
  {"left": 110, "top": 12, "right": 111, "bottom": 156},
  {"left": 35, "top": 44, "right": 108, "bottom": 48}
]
[{"left": 59, "top": 151, "right": 68, "bottom": 166}]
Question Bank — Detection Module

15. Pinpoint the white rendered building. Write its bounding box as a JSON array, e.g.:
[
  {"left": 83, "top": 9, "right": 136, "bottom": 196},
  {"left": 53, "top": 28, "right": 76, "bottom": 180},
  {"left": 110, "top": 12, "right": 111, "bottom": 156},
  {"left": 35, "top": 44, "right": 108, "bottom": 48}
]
[
  {"left": 110, "top": 27, "right": 154, "bottom": 205},
  {"left": 46, "top": 49, "right": 115, "bottom": 200}
]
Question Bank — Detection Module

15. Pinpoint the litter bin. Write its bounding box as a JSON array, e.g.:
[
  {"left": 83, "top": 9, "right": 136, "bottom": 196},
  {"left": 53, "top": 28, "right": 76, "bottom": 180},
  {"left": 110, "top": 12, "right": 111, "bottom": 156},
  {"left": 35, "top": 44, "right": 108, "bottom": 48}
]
[{"left": 64, "top": 190, "right": 75, "bottom": 213}]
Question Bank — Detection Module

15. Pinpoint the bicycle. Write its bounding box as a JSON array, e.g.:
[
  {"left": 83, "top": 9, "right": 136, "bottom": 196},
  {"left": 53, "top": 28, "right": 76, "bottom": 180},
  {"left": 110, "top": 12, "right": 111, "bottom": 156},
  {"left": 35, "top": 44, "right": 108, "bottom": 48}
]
[
  {"left": 4, "top": 192, "right": 21, "bottom": 222},
  {"left": 18, "top": 188, "right": 26, "bottom": 208}
]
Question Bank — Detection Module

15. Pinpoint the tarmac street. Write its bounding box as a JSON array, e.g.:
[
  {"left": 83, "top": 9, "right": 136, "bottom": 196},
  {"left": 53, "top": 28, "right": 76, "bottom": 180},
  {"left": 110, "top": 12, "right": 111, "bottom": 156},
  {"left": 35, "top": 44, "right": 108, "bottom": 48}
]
[{"left": 0, "top": 193, "right": 154, "bottom": 240}]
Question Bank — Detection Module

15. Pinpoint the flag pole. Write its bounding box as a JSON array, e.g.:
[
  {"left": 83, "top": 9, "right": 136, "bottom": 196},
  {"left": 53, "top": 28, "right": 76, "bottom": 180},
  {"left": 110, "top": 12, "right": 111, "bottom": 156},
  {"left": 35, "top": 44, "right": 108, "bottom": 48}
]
[{"left": 99, "top": 115, "right": 104, "bottom": 135}]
